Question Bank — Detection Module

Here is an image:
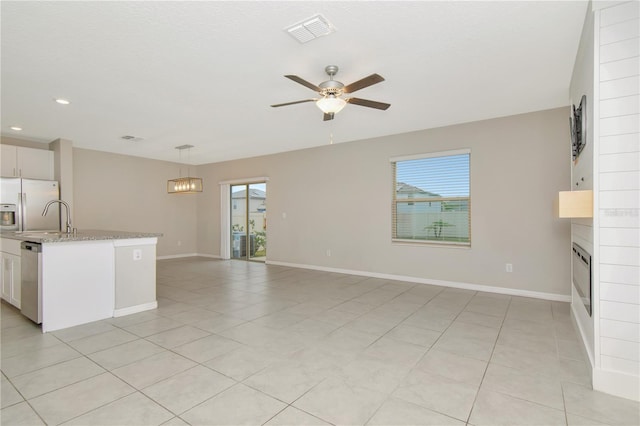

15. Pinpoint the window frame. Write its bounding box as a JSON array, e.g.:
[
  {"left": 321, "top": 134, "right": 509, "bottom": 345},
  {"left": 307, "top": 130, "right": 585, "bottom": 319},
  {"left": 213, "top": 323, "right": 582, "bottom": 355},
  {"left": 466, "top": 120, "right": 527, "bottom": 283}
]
[{"left": 390, "top": 149, "right": 471, "bottom": 247}]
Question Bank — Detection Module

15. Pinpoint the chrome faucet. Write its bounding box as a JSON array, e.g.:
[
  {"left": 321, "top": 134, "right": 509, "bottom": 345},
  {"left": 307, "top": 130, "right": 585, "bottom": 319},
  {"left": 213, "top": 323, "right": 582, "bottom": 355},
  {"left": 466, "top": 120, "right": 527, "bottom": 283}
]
[{"left": 42, "top": 200, "right": 73, "bottom": 234}]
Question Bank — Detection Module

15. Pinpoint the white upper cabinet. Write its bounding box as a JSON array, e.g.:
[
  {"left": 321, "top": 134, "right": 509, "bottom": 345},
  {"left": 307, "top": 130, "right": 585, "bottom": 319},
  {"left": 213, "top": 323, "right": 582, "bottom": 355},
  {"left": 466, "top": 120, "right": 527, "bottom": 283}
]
[
  {"left": 20, "top": 147, "right": 54, "bottom": 180},
  {"left": 1, "top": 145, "right": 54, "bottom": 180},
  {"left": 0, "top": 145, "right": 17, "bottom": 177}
]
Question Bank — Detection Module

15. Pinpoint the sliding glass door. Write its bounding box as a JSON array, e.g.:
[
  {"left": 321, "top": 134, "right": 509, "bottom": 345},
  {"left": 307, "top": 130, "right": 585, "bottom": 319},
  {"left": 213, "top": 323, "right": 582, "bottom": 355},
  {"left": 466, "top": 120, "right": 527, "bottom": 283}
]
[{"left": 230, "top": 182, "right": 266, "bottom": 261}]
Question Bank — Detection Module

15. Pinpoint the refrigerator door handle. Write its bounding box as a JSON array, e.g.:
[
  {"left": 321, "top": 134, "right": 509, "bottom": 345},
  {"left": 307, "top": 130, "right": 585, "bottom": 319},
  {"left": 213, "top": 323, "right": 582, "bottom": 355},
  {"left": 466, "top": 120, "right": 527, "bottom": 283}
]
[
  {"left": 16, "top": 192, "right": 23, "bottom": 231},
  {"left": 21, "top": 193, "right": 27, "bottom": 231}
]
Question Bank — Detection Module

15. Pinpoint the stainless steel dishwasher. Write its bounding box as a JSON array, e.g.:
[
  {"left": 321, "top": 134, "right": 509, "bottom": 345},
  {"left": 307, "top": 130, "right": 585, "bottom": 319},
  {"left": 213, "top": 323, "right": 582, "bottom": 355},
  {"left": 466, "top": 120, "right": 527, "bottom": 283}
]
[{"left": 21, "top": 241, "right": 42, "bottom": 324}]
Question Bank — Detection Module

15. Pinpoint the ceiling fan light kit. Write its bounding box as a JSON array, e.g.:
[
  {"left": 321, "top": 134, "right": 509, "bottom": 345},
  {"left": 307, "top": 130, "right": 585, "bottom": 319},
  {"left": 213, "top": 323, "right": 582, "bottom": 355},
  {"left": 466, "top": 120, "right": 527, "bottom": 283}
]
[
  {"left": 271, "top": 65, "right": 390, "bottom": 121},
  {"left": 316, "top": 95, "right": 346, "bottom": 114}
]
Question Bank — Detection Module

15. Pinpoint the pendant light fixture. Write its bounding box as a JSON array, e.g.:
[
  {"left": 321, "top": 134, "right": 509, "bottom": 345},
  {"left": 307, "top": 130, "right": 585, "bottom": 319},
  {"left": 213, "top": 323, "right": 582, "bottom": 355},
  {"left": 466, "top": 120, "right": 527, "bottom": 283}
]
[{"left": 167, "top": 145, "right": 203, "bottom": 194}]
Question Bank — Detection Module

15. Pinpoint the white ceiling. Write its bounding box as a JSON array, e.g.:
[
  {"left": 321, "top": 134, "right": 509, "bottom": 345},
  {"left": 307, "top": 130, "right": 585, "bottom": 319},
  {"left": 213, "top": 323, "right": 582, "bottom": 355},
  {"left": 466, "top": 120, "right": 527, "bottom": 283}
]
[{"left": 1, "top": 1, "right": 588, "bottom": 165}]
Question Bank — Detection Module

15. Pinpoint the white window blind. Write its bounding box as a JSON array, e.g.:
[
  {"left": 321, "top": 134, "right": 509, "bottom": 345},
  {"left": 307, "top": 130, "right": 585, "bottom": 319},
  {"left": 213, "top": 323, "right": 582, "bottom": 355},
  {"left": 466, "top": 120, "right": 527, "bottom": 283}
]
[{"left": 392, "top": 150, "right": 471, "bottom": 245}]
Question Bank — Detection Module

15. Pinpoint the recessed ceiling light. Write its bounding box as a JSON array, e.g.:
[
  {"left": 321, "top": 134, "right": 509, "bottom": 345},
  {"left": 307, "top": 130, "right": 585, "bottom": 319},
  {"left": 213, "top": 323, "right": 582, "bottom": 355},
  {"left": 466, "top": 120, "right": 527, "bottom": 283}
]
[
  {"left": 9, "top": 126, "right": 22, "bottom": 131},
  {"left": 55, "top": 98, "right": 71, "bottom": 105}
]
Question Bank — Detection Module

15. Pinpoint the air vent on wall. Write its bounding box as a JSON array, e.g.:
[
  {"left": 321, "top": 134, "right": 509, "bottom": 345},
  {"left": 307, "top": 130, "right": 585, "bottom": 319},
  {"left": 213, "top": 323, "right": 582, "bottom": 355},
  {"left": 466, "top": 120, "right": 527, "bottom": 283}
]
[{"left": 285, "top": 14, "right": 335, "bottom": 43}]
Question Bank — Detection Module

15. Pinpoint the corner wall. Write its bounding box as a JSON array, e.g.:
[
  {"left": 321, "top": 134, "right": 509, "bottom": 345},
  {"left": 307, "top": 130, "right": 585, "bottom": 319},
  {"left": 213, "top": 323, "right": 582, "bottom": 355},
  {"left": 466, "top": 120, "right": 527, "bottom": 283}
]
[
  {"left": 197, "top": 107, "right": 571, "bottom": 298},
  {"left": 72, "top": 148, "right": 198, "bottom": 257},
  {"left": 570, "top": 0, "right": 596, "bottom": 366},
  {"left": 50, "top": 138, "right": 74, "bottom": 219},
  {"left": 570, "top": 0, "right": 640, "bottom": 401}
]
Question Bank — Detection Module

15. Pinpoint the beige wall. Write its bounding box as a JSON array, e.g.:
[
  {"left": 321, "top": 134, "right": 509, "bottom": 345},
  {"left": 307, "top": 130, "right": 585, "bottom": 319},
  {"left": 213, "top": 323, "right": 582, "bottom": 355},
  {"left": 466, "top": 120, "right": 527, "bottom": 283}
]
[
  {"left": 72, "top": 148, "right": 197, "bottom": 256},
  {"left": 196, "top": 107, "right": 572, "bottom": 296},
  {"left": 3, "top": 107, "right": 572, "bottom": 296},
  {"left": 115, "top": 243, "right": 156, "bottom": 309},
  {"left": 50, "top": 138, "right": 74, "bottom": 217}
]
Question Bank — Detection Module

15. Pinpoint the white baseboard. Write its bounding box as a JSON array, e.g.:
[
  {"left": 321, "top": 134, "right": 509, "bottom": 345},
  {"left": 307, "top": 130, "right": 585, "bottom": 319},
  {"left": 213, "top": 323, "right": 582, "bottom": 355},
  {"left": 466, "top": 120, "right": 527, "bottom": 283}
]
[
  {"left": 593, "top": 368, "right": 640, "bottom": 402},
  {"left": 195, "top": 253, "right": 222, "bottom": 259},
  {"left": 266, "top": 260, "right": 571, "bottom": 302},
  {"left": 571, "top": 298, "right": 595, "bottom": 368},
  {"left": 157, "top": 253, "right": 222, "bottom": 260},
  {"left": 153, "top": 255, "right": 570, "bottom": 302},
  {"left": 113, "top": 301, "right": 158, "bottom": 317},
  {"left": 157, "top": 253, "right": 199, "bottom": 260}
]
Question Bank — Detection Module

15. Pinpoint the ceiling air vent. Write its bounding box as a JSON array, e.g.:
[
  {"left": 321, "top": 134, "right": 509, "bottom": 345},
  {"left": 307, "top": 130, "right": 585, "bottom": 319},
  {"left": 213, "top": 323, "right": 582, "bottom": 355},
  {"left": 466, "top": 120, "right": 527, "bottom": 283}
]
[
  {"left": 285, "top": 14, "right": 335, "bottom": 44},
  {"left": 175, "top": 144, "right": 194, "bottom": 150},
  {"left": 120, "top": 135, "right": 144, "bottom": 142}
]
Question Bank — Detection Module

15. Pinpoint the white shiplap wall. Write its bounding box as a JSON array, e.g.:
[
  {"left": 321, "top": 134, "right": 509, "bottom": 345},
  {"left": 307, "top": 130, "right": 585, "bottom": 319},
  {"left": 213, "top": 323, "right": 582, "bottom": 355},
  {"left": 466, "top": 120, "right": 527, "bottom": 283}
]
[{"left": 595, "top": 0, "right": 640, "bottom": 400}]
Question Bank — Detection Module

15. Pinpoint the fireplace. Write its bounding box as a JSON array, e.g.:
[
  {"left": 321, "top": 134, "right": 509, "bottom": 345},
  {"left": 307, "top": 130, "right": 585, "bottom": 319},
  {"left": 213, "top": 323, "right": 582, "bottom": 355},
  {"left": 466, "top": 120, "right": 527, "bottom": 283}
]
[{"left": 572, "top": 242, "right": 592, "bottom": 316}]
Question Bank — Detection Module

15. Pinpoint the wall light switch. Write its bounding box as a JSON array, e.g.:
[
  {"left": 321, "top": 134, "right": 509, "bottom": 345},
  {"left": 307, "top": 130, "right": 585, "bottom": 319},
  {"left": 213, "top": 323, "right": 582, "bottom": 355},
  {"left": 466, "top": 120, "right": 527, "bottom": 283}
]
[{"left": 133, "top": 249, "right": 142, "bottom": 261}]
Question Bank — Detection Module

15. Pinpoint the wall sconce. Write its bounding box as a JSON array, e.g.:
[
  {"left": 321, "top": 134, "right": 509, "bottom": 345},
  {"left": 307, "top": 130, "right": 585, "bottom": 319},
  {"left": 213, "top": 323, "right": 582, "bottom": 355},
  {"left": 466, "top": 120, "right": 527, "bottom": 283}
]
[{"left": 558, "top": 190, "right": 593, "bottom": 218}]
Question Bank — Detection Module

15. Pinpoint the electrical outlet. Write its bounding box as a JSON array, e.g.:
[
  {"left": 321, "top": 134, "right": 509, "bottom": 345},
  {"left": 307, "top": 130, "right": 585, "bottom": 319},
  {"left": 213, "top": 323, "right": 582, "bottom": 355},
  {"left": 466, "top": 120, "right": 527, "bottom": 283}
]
[
  {"left": 326, "top": 249, "right": 331, "bottom": 257},
  {"left": 505, "top": 263, "right": 513, "bottom": 273},
  {"left": 177, "top": 241, "right": 182, "bottom": 246},
  {"left": 133, "top": 249, "right": 142, "bottom": 261}
]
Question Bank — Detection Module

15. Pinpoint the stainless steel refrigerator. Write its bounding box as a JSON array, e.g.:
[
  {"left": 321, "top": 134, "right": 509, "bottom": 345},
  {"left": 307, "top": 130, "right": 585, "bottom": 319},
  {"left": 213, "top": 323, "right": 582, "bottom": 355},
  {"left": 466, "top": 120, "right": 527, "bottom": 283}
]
[{"left": 0, "top": 178, "right": 60, "bottom": 232}]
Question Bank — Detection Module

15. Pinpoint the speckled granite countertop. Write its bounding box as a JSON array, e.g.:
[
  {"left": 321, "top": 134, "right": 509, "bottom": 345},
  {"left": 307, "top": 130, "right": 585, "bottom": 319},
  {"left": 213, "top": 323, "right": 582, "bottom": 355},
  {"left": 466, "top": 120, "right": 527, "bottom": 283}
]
[{"left": 1, "top": 230, "right": 162, "bottom": 243}]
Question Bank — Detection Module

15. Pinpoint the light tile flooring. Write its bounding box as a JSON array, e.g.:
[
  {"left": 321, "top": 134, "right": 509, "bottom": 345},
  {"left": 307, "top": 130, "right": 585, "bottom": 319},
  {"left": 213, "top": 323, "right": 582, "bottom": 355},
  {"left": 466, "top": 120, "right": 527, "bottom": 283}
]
[{"left": 1, "top": 257, "right": 639, "bottom": 425}]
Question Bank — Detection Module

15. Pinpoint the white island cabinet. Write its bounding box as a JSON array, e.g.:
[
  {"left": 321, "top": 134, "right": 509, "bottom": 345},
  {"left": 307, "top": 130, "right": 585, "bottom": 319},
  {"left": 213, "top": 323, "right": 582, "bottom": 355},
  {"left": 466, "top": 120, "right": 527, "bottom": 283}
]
[
  {"left": 1, "top": 230, "right": 161, "bottom": 333},
  {"left": 0, "top": 238, "right": 21, "bottom": 308}
]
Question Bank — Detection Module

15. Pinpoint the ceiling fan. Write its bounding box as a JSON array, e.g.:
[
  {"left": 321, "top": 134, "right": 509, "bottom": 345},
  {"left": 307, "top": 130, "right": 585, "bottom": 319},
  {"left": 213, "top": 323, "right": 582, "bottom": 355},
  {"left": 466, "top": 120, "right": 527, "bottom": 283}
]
[{"left": 271, "top": 65, "right": 390, "bottom": 121}]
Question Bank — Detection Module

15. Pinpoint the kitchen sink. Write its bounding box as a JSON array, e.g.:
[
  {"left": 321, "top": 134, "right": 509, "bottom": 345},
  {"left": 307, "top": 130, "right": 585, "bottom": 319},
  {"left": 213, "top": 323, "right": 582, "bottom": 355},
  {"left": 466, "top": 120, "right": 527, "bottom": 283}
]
[
  {"left": 19, "top": 231, "right": 65, "bottom": 236},
  {"left": 11, "top": 231, "right": 69, "bottom": 241}
]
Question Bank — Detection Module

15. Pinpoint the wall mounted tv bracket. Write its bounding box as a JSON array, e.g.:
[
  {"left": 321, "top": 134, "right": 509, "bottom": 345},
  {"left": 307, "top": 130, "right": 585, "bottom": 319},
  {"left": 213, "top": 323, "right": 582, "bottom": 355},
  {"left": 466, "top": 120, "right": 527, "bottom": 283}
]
[{"left": 570, "top": 95, "right": 587, "bottom": 161}]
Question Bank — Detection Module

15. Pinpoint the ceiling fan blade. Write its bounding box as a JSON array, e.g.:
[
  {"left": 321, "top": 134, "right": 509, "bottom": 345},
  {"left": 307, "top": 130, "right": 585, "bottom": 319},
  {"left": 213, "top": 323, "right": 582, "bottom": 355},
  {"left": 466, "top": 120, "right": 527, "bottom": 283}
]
[
  {"left": 323, "top": 113, "right": 334, "bottom": 121},
  {"left": 285, "top": 75, "right": 321, "bottom": 92},
  {"left": 347, "top": 97, "right": 391, "bottom": 110},
  {"left": 271, "top": 99, "right": 316, "bottom": 108},
  {"left": 343, "top": 74, "right": 385, "bottom": 93}
]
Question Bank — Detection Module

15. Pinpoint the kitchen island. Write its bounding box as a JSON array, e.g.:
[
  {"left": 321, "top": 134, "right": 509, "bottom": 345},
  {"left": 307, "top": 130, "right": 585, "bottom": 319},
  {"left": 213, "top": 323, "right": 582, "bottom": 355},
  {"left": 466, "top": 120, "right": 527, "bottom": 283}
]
[{"left": 1, "top": 230, "right": 161, "bottom": 332}]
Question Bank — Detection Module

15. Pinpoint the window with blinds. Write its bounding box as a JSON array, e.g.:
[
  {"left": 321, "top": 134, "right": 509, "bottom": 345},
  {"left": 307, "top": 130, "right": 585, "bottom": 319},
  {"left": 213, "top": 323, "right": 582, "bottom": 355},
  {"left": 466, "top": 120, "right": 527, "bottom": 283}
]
[{"left": 391, "top": 149, "right": 471, "bottom": 246}]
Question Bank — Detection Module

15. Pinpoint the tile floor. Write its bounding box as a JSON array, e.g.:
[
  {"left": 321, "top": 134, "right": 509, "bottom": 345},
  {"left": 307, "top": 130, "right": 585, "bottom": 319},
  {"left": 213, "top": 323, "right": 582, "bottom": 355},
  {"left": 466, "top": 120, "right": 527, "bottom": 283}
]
[{"left": 1, "top": 257, "right": 639, "bottom": 425}]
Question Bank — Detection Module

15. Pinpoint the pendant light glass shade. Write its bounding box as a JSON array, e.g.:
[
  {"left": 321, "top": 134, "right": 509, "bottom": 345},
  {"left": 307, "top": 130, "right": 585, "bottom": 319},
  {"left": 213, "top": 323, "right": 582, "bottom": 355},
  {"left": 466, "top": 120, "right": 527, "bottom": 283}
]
[
  {"left": 316, "top": 95, "right": 347, "bottom": 114},
  {"left": 168, "top": 145, "right": 203, "bottom": 194}
]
